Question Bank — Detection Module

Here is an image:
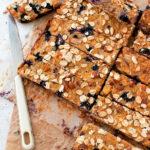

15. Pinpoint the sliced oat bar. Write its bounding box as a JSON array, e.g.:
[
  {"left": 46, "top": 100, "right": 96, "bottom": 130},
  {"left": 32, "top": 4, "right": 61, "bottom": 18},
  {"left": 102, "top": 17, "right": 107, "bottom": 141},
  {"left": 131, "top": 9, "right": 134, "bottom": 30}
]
[
  {"left": 18, "top": 45, "right": 110, "bottom": 110},
  {"left": 91, "top": 96, "right": 150, "bottom": 147},
  {"left": 139, "top": 6, "right": 150, "bottom": 34},
  {"left": 7, "top": 0, "right": 61, "bottom": 23},
  {"left": 45, "top": 15, "right": 123, "bottom": 66},
  {"left": 89, "top": 0, "right": 140, "bottom": 24},
  {"left": 116, "top": 47, "right": 150, "bottom": 85},
  {"left": 73, "top": 123, "right": 141, "bottom": 150},
  {"left": 101, "top": 71, "right": 150, "bottom": 117},
  {"left": 132, "top": 31, "right": 150, "bottom": 59},
  {"left": 57, "top": 0, "right": 134, "bottom": 44}
]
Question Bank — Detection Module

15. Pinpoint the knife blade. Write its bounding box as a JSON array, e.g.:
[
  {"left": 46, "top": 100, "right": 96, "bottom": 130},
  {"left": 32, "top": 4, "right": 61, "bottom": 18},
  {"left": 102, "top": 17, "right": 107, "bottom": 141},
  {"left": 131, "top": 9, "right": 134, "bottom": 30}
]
[
  {"left": 8, "top": 16, "right": 23, "bottom": 77},
  {"left": 8, "top": 16, "right": 34, "bottom": 150}
]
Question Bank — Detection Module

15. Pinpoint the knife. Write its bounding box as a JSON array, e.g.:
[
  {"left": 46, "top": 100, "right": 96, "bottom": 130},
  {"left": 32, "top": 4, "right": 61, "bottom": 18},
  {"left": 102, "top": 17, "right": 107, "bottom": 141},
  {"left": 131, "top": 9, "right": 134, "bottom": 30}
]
[{"left": 8, "top": 16, "right": 34, "bottom": 150}]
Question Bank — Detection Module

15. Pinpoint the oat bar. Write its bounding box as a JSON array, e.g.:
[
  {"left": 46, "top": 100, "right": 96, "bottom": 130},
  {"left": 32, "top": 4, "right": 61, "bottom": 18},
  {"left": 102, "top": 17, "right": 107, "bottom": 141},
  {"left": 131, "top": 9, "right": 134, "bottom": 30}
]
[
  {"left": 116, "top": 47, "right": 150, "bottom": 85},
  {"left": 101, "top": 71, "right": 150, "bottom": 117},
  {"left": 57, "top": 0, "right": 134, "bottom": 44},
  {"left": 132, "top": 31, "right": 150, "bottom": 59},
  {"left": 91, "top": 96, "right": 150, "bottom": 147},
  {"left": 73, "top": 123, "right": 141, "bottom": 150},
  {"left": 88, "top": 0, "right": 139, "bottom": 24},
  {"left": 18, "top": 45, "right": 110, "bottom": 110},
  {"left": 139, "top": 7, "right": 150, "bottom": 34},
  {"left": 46, "top": 15, "right": 123, "bottom": 66},
  {"left": 7, "top": 0, "right": 61, "bottom": 23}
]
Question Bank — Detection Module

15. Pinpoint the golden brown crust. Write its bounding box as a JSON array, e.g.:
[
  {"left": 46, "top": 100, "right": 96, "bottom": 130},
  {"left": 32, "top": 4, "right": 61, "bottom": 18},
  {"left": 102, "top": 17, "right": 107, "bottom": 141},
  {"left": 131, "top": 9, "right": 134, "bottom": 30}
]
[{"left": 7, "top": 0, "right": 62, "bottom": 23}]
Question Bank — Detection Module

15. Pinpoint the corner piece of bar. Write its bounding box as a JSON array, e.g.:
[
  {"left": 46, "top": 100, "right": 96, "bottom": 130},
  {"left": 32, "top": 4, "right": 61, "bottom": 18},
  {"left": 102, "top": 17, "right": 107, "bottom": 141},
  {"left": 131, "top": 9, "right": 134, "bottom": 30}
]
[
  {"left": 73, "top": 123, "right": 142, "bottom": 149},
  {"left": 90, "top": 95, "right": 150, "bottom": 148},
  {"left": 139, "top": 5, "right": 150, "bottom": 34},
  {"left": 7, "top": 0, "right": 61, "bottom": 23},
  {"left": 88, "top": 0, "right": 140, "bottom": 24},
  {"left": 101, "top": 70, "right": 150, "bottom": 117},
  {"left": 132, "top": 30, "right": 150, "bottom": 59},
  {"left": 116, "top": 47, "right": 150, "bottom": 85}
]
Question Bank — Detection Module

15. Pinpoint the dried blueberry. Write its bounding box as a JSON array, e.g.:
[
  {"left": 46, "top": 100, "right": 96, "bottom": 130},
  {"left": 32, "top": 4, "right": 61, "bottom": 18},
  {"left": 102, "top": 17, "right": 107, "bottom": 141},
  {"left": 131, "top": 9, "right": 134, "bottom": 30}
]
[
  {"left": 80, "top": 101, "right": 92, "bottom": 110},
  {"left": 139, "top": 48, "right": 150, "bottom": 56},
  {"left": 55, "top": 91, "right": 63, "bottom": 97},
  {"left": 29, "top": 3, "right": 39, "bottom": 15},
  {"left": 87, "top": 93, "right": 98, "bottom": 99},
  {"left": 87, "top": 46, "right": 93, "bottom": 52},
  {"left": 23, "top": 60, "right": 32, "bottom": 67},
  {"left": 44, "top": 27, "right": 51, "bottom": 41},
  {"left": 34, "top": 52, "right": 43, "bottom": 61},
  {"left": 53, "top": 67, "right": 58, "bottom": 73},
  {"left": 69, "top": 28, "right": 77, "bottom": 34},
  {"left": 77, "top": 5, "right": 86, "bottom": 15},
  {"left": 125, "top": 3, "right": 133, "bottom": 9},
  {"left": 73, "top": 34, "right": 78, "bottom": 38},
  {"left": 20, "top": 14, "right": 29, "bottom": 23},
  {"left": 84, "top": 57, "right": 92, "bottom": 62},
  {"left": 13, "top": 4, "right": 18, "bottom": 12},
  {"left": 91, "top": 0, "right": 101, "bottom": 4},
  {"left": 120, "top": 92, "right": 135, "bottom": 102},
  {"left": 146, "top": 5, "right": 150, "bottom": 9},
  {"left": 92, "top": 65, "right": 99, "bottom": 71},
  {"left": 40, "top": 81, "right": 46, "bottom": 86},
  {"left": 46, "top": 3, "right": 53, "bottom": 9},
  {"left": 80, "top": 24, "right": 94, "bottom": 36},
  {"left": 94, "top": 148, "right": 99, "bottom": 150},
  {"left": 119, "top": 13, "right": 130, "bottom": 23},
  {"left": 55, "top": 34, "right": 65, "bottom": 50}
]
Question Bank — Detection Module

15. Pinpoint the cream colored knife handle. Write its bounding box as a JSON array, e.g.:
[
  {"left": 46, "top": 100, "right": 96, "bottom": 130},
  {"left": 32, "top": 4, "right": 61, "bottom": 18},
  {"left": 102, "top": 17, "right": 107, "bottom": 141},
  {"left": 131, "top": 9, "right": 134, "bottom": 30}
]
[{"left": 15, "top": 75, "right": 34, "bottom": 150}]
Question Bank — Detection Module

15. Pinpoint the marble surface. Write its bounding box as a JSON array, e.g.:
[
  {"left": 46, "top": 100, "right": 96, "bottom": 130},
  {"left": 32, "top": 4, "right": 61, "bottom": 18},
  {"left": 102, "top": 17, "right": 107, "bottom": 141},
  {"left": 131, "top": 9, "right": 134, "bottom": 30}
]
[
  {"left": 0, "top": 1, "right": 57, "bottom": 149},
  {"left": 0, "top": 0, "right": 15, "bottom": 150}
]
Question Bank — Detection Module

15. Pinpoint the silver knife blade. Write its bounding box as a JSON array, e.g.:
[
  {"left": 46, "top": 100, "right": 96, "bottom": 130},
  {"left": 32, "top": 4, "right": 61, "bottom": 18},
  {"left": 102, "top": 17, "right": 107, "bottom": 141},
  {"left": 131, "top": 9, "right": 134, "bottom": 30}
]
[{"left": 8, "top": 16, "right": 24, "bottom": 77}]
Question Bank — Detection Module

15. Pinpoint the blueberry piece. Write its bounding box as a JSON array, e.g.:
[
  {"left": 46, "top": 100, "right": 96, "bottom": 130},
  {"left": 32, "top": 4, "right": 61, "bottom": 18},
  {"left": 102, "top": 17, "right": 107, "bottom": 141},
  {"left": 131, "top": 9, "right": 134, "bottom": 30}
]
[
  {"left": 84, "top": 57, "right": 92, "bottom": 62},
  {"left": 91, "top": 0, "right": 101, "bottom": 4},
  {"left": 46, "top": 3, "right": 53, "bottom": 9},
  {"left": 80, "top": 101, "right": 92, "bottom": 110},
  {"left": 87, "top": 47, "right": 93, "bottom": 52},
  {"left": 92, "top": 65, "right": 99, "bottom": 71},
  {"left": 29, "top": 3, "right": 39, "bottom": 15},
  {"left": 77, "top": 5, "right": 86, "bottom": 15},
  {"left": 73, "top": 34, "right": 78, "bottom": 38},
  {"left": 40, "top": 81, "right": 46, "bottom": 86},
  {"left": 55, "top": 34, "right": 65, "bottom": 50},
  {"left": 53, "top": 67, "right": 58, "bottom": 73},
  {"left": 20, "top": 14, "right": 29, "bottom": 23},
  {"left": 55, "top": 91, "right": 63, "bottom": 97},
  {"left": 23, "top": 60, "right": 32, "bottom": 67},
  {"left": 125, "top": 3, "right": 133, "bottom": 9},
  {"left": 94, "top": 148, "right": 99, "bottom": 150},
  {"left": 87, "top": 93, "right": 98, "bottom": 99},
  {"left": 39, "top": 6, "right": 44, "bottom": 10},
  {"left": 37, "top": 13, "right": 45, "bottom": 18},
  {"left": 34, "top": 52, "right": 43, "bottom": 61},
  {"left": 120, "top": 92, "right": 135, "bottom": 102},
  {"left": 80, "top": 24, "right": 94, "bottom": 36},
  {"left": 139, "top": 48, "right": 150, "bottom": 56},
  {"left": 119, "top": 13, "right": 130, "bottom": 23},
  {"left": 13, "top": 4, "right": 18, "bottom": 12},
  {"left": 146, "top": 5, "right": 150, "bottom": 9},
  {"left": 44, "top": 27, "right": 51, "bottom": 41},
  {"left": 69, "top": 28, "right": 77, "bottom": 34}
]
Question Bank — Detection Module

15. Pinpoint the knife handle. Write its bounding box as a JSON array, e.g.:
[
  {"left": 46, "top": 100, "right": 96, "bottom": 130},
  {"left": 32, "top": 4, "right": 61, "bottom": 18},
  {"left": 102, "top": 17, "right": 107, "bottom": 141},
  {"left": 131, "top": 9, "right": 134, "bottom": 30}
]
[{"left": 15, "top": 75, "right": 34, "bottom": 150}]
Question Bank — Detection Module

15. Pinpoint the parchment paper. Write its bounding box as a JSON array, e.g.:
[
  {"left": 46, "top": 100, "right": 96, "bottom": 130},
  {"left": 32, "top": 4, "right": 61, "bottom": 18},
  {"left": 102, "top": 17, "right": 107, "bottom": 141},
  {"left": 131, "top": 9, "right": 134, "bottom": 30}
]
[{"left": 6, "top": 79, "right": 87, "bottom": 150}]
